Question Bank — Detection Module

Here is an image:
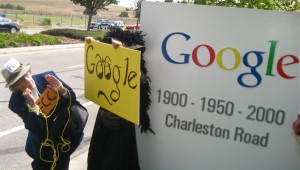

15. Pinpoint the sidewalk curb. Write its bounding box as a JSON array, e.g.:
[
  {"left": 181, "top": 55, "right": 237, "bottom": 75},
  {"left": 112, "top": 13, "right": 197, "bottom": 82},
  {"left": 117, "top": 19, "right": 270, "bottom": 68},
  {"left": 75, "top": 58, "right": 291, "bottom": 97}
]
[{"left": 0, "top": 43, "right": 84, "bottom": 55}]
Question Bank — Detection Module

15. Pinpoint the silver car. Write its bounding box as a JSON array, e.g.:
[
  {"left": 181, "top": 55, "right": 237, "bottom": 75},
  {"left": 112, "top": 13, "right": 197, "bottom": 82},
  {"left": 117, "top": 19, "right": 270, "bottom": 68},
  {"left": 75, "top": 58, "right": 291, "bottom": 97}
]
[{"left": 90, "top": 19, "right": 110, "bottom": 29}]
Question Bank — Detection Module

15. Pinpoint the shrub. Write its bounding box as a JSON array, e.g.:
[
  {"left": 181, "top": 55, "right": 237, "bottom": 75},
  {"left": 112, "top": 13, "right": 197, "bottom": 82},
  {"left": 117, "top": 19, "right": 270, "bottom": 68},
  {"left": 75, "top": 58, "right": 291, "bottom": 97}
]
[
  {"left": 16, "top": 5, "right": 25, "bottom": 10},
  {"left": 0, "top": 32, "right": 61, "bottom": 48},
  {"left": 0, "top": 3, "right": 25, "bottom": 10},
  {"left": 0, "top": 28, "right": 109, "bottom": 48},
  {"left": 41, "top": 18, "right": 51, "bottom": 26},
  {"left": 41, "top": 29, "right": 107, "bottom": 41},
  {"left": 3, "top": 3, "right": 14, "bottom": 9},
  {"left": 119, "top": 11, "right": 129, "bottom": 17},
  {"left": 8, "top": 41, "right": 19, "bottom": 47},
  {"left": 0, "top": 36, "right": 7, "bottom": 48}
]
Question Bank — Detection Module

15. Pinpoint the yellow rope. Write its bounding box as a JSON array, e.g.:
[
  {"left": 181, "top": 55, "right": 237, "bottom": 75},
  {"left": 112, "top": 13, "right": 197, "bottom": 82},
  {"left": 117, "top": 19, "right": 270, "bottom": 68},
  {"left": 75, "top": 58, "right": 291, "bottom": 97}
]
[{"left": 28, "top": 88, "right": 72, "bottom": 170}]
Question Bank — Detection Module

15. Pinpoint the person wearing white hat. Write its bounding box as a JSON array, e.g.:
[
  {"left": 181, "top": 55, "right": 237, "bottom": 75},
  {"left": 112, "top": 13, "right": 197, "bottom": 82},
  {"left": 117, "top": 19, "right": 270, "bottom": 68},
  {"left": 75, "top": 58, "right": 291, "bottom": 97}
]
[{"left": 1, "top": 58, "right": 83, "bottom": 170}]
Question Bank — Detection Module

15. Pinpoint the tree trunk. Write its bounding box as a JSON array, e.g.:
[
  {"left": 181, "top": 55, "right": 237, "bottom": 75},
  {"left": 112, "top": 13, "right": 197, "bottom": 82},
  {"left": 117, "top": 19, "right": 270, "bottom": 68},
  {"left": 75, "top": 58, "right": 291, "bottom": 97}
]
[{"left": 87, "top": 14, "right": 93, "bottom": 31}]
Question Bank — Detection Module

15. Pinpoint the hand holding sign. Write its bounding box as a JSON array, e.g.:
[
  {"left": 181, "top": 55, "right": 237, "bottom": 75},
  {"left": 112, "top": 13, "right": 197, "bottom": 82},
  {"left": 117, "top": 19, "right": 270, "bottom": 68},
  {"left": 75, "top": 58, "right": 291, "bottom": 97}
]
[
  {"left": 85, "top": 37, "right": 123, "bottom": 49},
  {"left": 22, "top": 87, "right": 36, "bottom": 108},
  {"left": 36, "top": 87, "right": 60, "bottom": 116}
]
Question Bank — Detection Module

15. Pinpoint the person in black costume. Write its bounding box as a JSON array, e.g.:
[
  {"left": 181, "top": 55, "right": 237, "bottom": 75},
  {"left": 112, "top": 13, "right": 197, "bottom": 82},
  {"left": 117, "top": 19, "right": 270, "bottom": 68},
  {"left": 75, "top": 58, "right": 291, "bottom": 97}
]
[{"left": 86, "top": 28, "right": 154, "bottom": 170}]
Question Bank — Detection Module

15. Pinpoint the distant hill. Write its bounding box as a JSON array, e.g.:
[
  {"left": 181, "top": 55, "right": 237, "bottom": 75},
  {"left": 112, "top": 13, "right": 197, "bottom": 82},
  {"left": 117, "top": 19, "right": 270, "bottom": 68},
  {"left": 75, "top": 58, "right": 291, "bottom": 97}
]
[{"left": 0, "top": 0, "right": 137, "bottom": 24}]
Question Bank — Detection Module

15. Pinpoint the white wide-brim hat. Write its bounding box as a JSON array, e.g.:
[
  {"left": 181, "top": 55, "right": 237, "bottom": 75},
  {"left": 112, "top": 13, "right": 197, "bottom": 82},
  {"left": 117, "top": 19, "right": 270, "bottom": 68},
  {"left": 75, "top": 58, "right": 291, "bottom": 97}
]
[{"left": 1, "top": 58, "right": 31, "bottom": 88}]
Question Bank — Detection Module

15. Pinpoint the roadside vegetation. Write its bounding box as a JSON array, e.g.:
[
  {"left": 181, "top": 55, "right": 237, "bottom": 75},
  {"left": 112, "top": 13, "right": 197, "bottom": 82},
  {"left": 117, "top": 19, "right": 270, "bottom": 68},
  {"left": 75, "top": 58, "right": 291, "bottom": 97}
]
[
  {"left": 41, "top": 29, "right": 106, "bottom": 41},
  {"left": 0, "top": 32, "right": 61, "bottom": 48},
  {"left": 0, "top": 29, "right": 107, "bottom": 48}
]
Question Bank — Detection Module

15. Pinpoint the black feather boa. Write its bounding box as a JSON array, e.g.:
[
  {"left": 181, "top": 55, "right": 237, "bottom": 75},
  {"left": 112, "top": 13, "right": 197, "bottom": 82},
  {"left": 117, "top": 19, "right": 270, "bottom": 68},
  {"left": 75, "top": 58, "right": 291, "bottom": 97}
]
[{"left": 102, "top": 28, "right": 154, "bottom": 134}]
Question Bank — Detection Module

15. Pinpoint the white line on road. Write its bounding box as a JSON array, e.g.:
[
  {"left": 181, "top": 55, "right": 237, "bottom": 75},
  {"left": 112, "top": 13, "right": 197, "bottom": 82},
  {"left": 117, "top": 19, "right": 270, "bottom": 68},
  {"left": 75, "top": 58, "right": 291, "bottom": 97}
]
[
  {"left": 0, "top": 101, "right": 94, "bottom": 138},
  {"left": 0, "top": 125, "right": 25, "bottom": 138},
  {"left": 67, "top": 65, "right": 84, "bottom": 69}
]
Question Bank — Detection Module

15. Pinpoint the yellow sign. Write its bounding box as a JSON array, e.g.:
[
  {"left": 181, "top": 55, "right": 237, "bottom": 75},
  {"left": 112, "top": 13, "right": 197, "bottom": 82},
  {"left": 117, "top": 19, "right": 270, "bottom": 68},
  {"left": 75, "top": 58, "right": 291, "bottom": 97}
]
[{"left": 84, "top": 41, "right": 141, "bottom": 125}]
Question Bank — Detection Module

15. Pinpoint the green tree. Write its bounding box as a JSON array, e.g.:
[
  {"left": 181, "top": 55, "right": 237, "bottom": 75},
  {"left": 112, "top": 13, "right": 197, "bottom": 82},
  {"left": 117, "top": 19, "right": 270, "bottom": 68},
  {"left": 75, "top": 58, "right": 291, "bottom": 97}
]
[
  {"left": 134, "top": 0, "right": 143, "bottom": 19},
  {"left": 0, "top": 3, "right": 25, "bottom": 10},
  {"left": 70, "top": 0, "right": 118, "bottom": 31},
  {"left": 4, "top": 3, "right": 14, "bottom": 9}
]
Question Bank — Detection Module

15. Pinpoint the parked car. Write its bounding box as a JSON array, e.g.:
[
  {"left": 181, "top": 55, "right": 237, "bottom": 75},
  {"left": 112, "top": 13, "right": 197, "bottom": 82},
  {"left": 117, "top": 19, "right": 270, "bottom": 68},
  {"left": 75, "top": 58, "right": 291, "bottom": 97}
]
[
  {"left": 0, "top": 13, "right": 6, "bottom": 17},
  {"left": 111, "top": 21, "right": 125, "bottom": 28},
  {"left": 89, "top": 19, "right": 110, "bottom": 29},
  {"left": 99, "top": 20, "right": 110, "bottom": 29},
  {"left": 0, "top": 17, "right": 20, "bottom": 33},
  {"left": 125, "top": 24, "right": 140, "bottom": 30}
]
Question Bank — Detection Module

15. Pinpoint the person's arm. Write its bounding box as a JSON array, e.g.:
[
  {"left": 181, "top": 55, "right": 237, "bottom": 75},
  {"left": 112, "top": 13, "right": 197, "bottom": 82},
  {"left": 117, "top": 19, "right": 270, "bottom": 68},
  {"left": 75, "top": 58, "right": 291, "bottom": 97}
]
[
  {"left": 292, "top": 114, "right": 300, "bottom": 135},
  {"left": 45, "top": 74, "right": 67, "bottom": 95},
  {"left": 9, "top": 92, "right": 45, "bottom": 135},
  {"left": 22, "top": 87, "right": 37, "bottom": 108},
  {"left": 44, "top": 72, "right": 76, "bottom": 106}
]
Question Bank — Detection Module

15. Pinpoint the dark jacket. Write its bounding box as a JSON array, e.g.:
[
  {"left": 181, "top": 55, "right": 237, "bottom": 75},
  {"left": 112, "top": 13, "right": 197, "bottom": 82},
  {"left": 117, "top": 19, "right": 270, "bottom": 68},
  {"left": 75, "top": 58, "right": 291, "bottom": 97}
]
[{"left": 8, "top": 71, "right": 78, "bottom": 159}]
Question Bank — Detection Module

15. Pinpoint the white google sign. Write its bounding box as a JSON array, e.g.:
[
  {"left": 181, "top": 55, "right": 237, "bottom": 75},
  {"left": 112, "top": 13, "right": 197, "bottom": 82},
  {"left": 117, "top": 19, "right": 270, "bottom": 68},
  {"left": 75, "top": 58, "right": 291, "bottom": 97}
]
[{"left": 137, "top": 1, "right": 299, "bottom": 170}]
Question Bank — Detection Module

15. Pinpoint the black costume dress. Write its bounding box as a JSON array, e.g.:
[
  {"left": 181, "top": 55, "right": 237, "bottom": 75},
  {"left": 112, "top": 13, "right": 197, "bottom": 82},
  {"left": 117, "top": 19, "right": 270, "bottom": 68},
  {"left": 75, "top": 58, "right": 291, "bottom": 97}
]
[{"left": 87, "top": 28, "right": 154, "bottom": 170}]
